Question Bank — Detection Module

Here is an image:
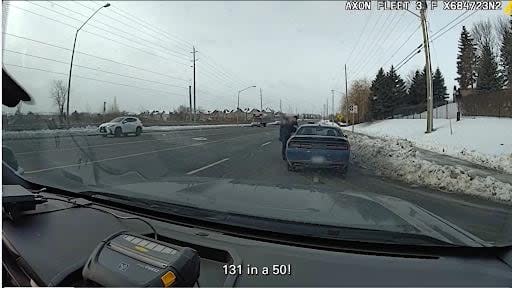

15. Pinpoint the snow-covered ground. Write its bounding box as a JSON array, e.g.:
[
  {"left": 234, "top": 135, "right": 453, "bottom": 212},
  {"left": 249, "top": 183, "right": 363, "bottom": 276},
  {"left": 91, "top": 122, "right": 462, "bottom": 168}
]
[
  {"left": 345, "top": 117, "right": 512, "bottom": 174},
  {"left": 346, "top": 132, "right": 512, "bottom": 203},
  {"left": 3, "top": 124, "right": 251, "bottom": 139}
]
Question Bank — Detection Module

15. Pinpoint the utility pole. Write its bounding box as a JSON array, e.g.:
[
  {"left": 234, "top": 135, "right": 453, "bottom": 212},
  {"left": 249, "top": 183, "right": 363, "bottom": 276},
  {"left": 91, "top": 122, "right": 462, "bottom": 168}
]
[
  {"left": 326, "top": 98, "right": 329, "bottom": 121},
  {"left": 331, "top": 89, "right": 335, "bottom": 121},
  {"left": 188, "top": 85, "right": 192, "bottom": 122},
  {"left": 420, "top": 0, "right": 433, "bottom": 133},
  {"left": 279, "top": 99, "right": 282, "bottom": 114},
  {"left": 345, "top": 64, "right": 348, "bottom": 122},
  {"left": 260, "top": 88, "right": 263, "bottom": 111},
  {"left": 191, "top": 46, "right": 197, "bottom": 122},
  {"left": 103, "top": 101, "right": 106, "bottom": 114}
]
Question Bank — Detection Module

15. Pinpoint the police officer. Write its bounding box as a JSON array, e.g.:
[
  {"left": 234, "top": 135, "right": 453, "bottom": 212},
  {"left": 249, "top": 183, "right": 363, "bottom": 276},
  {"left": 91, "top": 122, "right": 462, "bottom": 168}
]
[{"left": 280, "top": 115, "right": 298, "bottom": 160}]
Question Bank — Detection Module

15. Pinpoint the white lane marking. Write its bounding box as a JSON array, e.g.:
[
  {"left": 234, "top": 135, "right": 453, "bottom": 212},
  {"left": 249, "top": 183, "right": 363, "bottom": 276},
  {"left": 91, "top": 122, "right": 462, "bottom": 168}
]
[
  {"left": 16, "top": 131, "right": 232, "bottom": 156},
  {"left": 186, "top": 158, "right": 230, "bottom": 175},
  {"left": 260, "top": 141, "right": 271, "bottom": 147},
  {"left": 23, "top": 132, "right": 260, "bottom": 174},
  {"left": 25, "top": 136, "right": 235, "bottom": 174},
  {"left": 192, "top": 137, "right": 207, "bottom": 141}
]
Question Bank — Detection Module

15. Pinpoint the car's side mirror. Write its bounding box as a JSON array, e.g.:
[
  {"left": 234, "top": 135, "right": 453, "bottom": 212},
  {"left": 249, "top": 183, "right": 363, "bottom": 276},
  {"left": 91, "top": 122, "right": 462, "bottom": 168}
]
[{"left": 122, "top": 120, "right": 127, "bottom": 124}]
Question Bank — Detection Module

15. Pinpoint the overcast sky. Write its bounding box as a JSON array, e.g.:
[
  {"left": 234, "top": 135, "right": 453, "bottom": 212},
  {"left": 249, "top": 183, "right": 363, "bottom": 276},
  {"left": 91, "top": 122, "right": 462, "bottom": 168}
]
[{"left": 2, "top": 1, "right": 509, "bottom": 115}]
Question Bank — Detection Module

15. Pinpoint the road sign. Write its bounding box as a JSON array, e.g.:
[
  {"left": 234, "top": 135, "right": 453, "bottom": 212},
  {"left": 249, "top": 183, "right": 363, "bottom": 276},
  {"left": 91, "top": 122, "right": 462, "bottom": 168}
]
[{"left": 349, "top": 104, "right": 358, "bottom": 114}]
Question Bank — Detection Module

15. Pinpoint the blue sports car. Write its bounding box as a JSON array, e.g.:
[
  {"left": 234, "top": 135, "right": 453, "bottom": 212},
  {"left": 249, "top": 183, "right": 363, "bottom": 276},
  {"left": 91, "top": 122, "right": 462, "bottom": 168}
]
[{"left": 286, "top": 124, "right": 350, "bottom": 173}]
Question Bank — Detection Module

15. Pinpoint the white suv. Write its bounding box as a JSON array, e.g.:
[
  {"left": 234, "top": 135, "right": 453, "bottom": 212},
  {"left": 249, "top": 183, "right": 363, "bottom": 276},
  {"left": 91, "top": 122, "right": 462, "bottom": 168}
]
[{"left": 99, "top": 117, "right": 143, "bottom": 137}]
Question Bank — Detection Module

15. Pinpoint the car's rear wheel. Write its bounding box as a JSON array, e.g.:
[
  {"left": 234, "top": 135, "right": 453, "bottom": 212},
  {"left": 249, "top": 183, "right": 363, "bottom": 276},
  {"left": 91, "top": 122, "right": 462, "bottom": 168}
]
[
  {"left": 135, "top": 126, "right": 142, "bottom": 136},
  {"left": 102, "top": 134, "right": 107, "bottom": 137},
  {"left": 114, "top": 127, "right": 122, "bottom": 137}
]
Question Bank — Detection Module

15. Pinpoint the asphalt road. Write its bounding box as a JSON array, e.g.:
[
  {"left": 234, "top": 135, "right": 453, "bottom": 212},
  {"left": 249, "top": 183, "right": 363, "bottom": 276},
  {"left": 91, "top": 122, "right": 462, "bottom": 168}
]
[{"left": 4, "top": 126, "right": 511, "bottom": 244}]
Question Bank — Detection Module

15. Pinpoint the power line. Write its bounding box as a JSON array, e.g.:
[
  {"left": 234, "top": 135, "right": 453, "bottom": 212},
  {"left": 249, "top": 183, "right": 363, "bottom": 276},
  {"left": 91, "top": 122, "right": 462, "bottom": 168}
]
[
  {"left": 98, "top": 1, "right": 194, "bottom": 50},
  {"left": 348, "top": 10, "right": 476, "bottom": 88},
  {"left": 198, "top": 52, "right": 250, "bottom": 87},
  {"left": 26, "top": 1, "right": 191, "bottom": 63},
  {"left": 346, "top": 10, "right": 388, "bottom": 73},
  {"left": 88, "top": 1, "right": 250, "bottom": 90},
  {"left": 430, "top": 10, "right": 470, "bottom": 39},
  {"left": 198, "top": 59, "right": 245, "bottom": 88},
  {"left": 3, "top": 49, "right": 188, "bottom": 89},
  {"left": 352, "top": 10, "right": 404, "bottom": 79},
  {"left": 11, "top": 3, "right": 190, "bottom": 66},
  {"left": 3, "top": 33, "right": 189, "bottom": 82},
  {"left": 82, "top": 1, "right": 192, "bottom": 53},
  {"left": 396, "top": 49, "right": 422, "bottom": 71},
  {"left": 393, "top": 10, "right": 478, "bottom": 71},
  {"left": 4, "top": 63, "right": 187, "bottom": 96},
  {"left": 361, "top": 12, "right": 421, "bottom": 76},
  {"left": 345, "top": 9, "right": 374, "bottom": 64},
  {"left": 9, "top": 3, "right": 77, "bottom": 30},
  {"left": 430, "top": 10, "right": 479, "bottom": 42},
  {"left": 48, "top": 0, "right": 191, "bottom": 59},
  {"left": 382, "top": 24, "right": 421, "bottom": 68}
]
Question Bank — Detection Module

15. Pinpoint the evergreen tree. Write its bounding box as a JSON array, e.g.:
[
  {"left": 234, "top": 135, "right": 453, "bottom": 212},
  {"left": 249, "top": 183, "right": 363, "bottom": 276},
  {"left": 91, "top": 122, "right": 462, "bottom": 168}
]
[
  {"left": 370, "top": 68, "right": 387, "bottom": 119},
  {"left": 408, "top": 69, "right": 426, "bottom": 109},
  {"left": 432, "top": 67, "right": 448, "bottom": 107},
  {"left": 387, "top": 65, "right": 407, "bottom": 116},
  {"left": 500, "top": 19, "right": 512, "bottom": 87},
  {"left": 476, "top": 41, "right": 503, "bottom": 91},
  {"left": 456, "top": 26, "right": 477, "bottom": 89}
]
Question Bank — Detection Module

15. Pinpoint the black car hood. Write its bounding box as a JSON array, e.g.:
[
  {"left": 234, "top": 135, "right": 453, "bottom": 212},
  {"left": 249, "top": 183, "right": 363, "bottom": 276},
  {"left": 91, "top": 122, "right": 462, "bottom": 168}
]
[{"left": 105, "top": 177, "right": 486, "bottom": 247}]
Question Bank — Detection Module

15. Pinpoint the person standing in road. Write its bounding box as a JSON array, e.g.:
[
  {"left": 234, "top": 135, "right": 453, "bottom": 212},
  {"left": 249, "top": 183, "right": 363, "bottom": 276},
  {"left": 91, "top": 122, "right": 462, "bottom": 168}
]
[
  {"left": 279, "top": 116, "right": 288, "bottom": 143},
  {"left": 280, "top": 116, "right": 298, "bottom": 160}
]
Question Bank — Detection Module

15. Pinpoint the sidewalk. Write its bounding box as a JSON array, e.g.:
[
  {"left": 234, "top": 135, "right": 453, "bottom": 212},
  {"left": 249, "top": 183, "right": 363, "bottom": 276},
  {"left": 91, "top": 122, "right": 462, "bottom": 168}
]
[
  {"left": 416, "top": 148, "right": 512, "bottom": 186},
  {"left": 344, "top": 131, "right": 512, "bottom": 203}
]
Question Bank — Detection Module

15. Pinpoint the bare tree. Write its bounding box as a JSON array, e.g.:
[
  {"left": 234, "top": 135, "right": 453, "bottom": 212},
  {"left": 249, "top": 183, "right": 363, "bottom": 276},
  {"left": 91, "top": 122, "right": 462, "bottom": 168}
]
[
  {"left": 341, "top": 79, "right": 372, "bottom": 123},
  {"left": 472, "top": 19, "right": 502, "bottom": 54},
  {"left": 50, "top": 80, "right": 68, "bottom": 119},
  {"left": 405, "top": 69, "right": 416, "bottom": 88}
]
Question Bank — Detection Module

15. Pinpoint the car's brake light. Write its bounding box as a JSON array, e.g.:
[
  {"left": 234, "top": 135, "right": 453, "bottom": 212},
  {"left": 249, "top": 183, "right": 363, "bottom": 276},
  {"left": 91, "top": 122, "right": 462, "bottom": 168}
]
[
  {"left": 326, "top": 143, "right": 349, "bottom": 150},
  {"left": 288, "top": 142, "right": 312, "bottom": 149}
]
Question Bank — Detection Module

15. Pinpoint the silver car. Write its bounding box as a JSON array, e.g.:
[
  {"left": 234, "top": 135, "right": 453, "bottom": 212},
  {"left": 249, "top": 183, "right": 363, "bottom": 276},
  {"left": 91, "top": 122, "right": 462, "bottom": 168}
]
[{"left": 98, "top": 117, "right": 143, "bottom": 137}]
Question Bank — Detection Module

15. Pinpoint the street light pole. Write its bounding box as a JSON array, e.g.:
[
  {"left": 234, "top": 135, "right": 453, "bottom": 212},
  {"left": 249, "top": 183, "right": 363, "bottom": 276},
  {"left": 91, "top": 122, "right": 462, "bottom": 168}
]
[
  {"left": 66, "top": 3, "right": 110, "bottom": 121},
  {"left": 236, "top": 85, "right": 256, "bottom": 125}
]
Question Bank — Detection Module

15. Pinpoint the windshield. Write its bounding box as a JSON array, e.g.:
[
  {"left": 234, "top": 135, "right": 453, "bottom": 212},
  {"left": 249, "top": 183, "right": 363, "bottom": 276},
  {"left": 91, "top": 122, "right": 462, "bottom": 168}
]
[
  {"left": 296, "top": 126, "right": 342, "bottom": 137},
  {"left": 110, "top": 117, "right": 124, "bottom": 123},
  {"left": 2, "top": 1, "right": 511, "bottom": 247}
]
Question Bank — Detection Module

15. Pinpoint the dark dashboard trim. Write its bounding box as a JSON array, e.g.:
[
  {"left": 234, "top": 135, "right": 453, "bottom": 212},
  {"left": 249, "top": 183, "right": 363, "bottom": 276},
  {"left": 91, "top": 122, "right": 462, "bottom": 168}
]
[
  {"left": 3, "top": 166, "right": 511, "bottom": 262},
  {"left": 57, "top": 192, "right": 510, "bottom": 259}
]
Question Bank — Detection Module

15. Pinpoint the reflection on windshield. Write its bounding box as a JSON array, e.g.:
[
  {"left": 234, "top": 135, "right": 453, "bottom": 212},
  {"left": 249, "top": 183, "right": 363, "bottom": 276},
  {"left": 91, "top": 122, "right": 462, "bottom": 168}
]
[
  {"left": 296, "top": 127, "right": 341, "bottom": 137},
  {"left": 110, "top": 117, "right": 124, "bottom": 123},
  {"left": 2, "top": 1, "right": 511, "bottom": 247}
]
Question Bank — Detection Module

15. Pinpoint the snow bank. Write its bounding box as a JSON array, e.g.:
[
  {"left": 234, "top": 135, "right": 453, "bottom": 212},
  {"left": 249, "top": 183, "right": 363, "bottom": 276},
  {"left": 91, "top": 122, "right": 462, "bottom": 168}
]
[
  {"left": 3, "top": 124, "right": 251, "bottom": 139},
  {"left": 348, "top": 132, "right": 512, "bottom": 202},
  {"left": 345, "top": 118, "right": 512, "bottom": 174}
]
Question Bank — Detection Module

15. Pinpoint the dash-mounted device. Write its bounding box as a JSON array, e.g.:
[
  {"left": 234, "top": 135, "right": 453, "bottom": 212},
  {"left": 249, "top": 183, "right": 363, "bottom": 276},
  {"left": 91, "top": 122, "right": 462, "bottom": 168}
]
[{"left": 82, "top": 232, "right": 200, "bottom": 287}]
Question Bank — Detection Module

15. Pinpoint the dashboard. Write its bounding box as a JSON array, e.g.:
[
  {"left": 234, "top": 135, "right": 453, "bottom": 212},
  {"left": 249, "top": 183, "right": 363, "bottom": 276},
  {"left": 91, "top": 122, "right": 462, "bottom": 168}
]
[{"left": 3, "top": 189, "right": 512, "bottom": 287}]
